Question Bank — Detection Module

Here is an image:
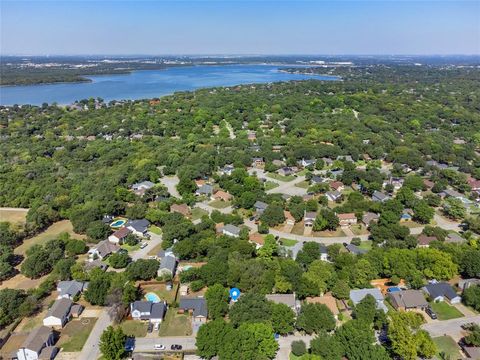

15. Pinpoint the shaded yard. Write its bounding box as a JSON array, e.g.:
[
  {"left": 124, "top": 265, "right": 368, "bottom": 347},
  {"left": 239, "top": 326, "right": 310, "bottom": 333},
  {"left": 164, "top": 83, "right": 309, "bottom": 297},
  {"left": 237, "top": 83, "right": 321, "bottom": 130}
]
[
  {"left": 429, "top": 301, "right": 464, "bottom": 320},
  {"left": 358, "top": 240, "right": 373, "bottom": 251},
  {"left": 208, "top": 200, "right": 232, "bottom": 209},
  {"left": 57, "top": 318, "right": 97, "bottom": 352},
  {"left": 158, "top": 310, "right": 192, "bottom": 337}
]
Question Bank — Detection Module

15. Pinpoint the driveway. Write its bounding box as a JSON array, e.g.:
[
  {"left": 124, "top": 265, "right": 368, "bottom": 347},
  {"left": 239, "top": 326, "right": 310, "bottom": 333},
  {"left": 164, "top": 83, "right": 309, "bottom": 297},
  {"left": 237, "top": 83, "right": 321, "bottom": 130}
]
[
  {"left": 133, "top": 336, "right": 197, "bottom": 352},
  {"left": 77, "top": 309, "right": 111, "bottom": 360},
  {"left": 194, "top": 201, "right": 233, "bottom": 215},
  {"left": 160, "top": 176, "right": 180, "bottom": 198},
  {"left": 130, "top": 231, "right": 162, "bottom": 261},
  {"left": 421, "top": 315, "right": 480, "bottom": 340},
  {"left": 276, "top": 334, "right": 314, "bottom": 360}
]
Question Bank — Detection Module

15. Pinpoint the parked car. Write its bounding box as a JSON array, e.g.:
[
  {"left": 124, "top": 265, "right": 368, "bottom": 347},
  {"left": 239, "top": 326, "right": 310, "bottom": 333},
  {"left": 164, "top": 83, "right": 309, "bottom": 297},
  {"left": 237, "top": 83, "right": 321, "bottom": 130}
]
[
  {"left": 125, "top": 337, "right": 135, "bottom": 352},
  {"left": 147, "top": 322, "right": 153, "bottom": 333},
  {"left": 154, "top": 322, "right": 160, "bottom": 331},
  {"left": 171, "top": 344, "right": 183, "bottom": 350},
  {"left": 154, "top": 344, "right": 165, "bottom": 350},
  {"left": 140, "top": 242, "right": 148, "bottom": 249},
  {"left": 461, "top": 322, "right": 476, "bottom": 330},
  {"left": 425, "top": 306, "right": 437, "bottom": 320}
]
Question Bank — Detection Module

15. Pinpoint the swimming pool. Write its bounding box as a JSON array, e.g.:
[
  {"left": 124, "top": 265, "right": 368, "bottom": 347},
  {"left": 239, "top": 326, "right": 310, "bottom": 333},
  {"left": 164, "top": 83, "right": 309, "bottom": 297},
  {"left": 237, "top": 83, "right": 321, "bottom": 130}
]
[
  {"left": 110, "top": 219, "right": 126, "bottom": 228},
  {"left": 145, "top": 292, "right": 161, "bottom": 303}
]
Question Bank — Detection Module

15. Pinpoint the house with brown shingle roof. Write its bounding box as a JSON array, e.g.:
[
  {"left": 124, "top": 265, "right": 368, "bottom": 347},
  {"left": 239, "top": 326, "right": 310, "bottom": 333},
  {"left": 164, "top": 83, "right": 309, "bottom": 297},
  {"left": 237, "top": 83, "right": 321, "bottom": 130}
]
[
  {"left": 306, "top": 295, "right": 339, "bottom": 317},
  {"left": 337, "top": 213, "right": 357, "bottom": 226},
  {"left": 170, "top": 203, "right": 191, "bottom": 217},
  {"left": 212, "top": 190, "right": 233, "bottom": 202},
  {"left": 387, "top": 290, "right": 428, "bottom": 311},
  {"left": 417, "top": 234, "right": 437, "bottom": 248},
  {"left": 108, "top": 227, "right": 131, "bottom": 244}
]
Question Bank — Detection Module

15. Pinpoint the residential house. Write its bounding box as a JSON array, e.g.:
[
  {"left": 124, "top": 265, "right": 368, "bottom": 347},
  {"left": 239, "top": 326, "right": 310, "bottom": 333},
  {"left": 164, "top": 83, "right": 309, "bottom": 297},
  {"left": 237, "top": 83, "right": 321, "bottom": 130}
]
[
  {"left": 326, "top": 191, "right": 342, "bottom": 202},
  {"left": 284, "top": 211, "right": 295, "bottom": 226},
  {"left": 180, "top": 285, "right": 189, "bottom": 296},
  {"left": 304, "top": 211, "right": 317, "bottom": 228},
  {"left": 306, "top": 295, "right": 339, "bottom": 318},
  {"left": 196, "top": 184, "right": 214, "bottom": 196},
  {"left": 426, "top": 160, "right": 449, "bottom": 170},
  {"left": 220, "top": 165, "right": 234, "bottom": 176},
  {"left": 16, "top": 326, "right": 57, "bottom": 360},
  {"left": 249, "top": 233, "right": 265, "bottom": 248},
  {"left": 311, "top": 175, "right": 327, "bottom": 185},
  {"left": 319, "top": 244, "right": 328, "bottom": 261},
  {"left": 400, "top": 209, "right": 413, "bottom": 222},
  {"left": 222, "top": 224, "right": 241, "bottom": 238},
  {"left": 417, "top": 234, "right": 437, "bottom": 248},
  {"left": 251, "top": 157, "right": 265, "bottom": 168},
  {"left": 272, "top": 145, "right": 283, "bottom": 153},
  {"left": 337, "top": 155, "right": 353, "bottom": 162},
  {"left": 423, "top": 179, "right": 435, "bottom": 191},
  {"left": 350, "top": 288, "right": 388, "bottom": 312},
  {"left": 247, "top": 131, "right": 257, "bottom": 141},
  {"left": 372, "top": 191, "right": 390, "bottom": 203},
  {"left": 250, "top": 145, "right": 261, "bottom": 152},
  {"left": 387, "top": 290, "right": 428, "bottom": 311},
  {"left": 212, "top": 190, "right": 233, "bottom": 202},
  {"left": 458, "top": 279, "right": 480, "bottom": 292},
  {"left": 441, "top": 189, "right": 471, "bottom": 204},
  {"left": 108, "top": 227, "right": 131, "bottom": 244},
  {"left": 170, "top": 203, "right": 191, "bottom": 217},
  {"left": 178, "top": 297, "right": 208, "bottom": 322},
  {"left": 158, "top": 255, "right": 177, "bottom": 278},
  {"left": 254, "top": 201, "right": 268, "bottom": 214},
  {"left": 278, "top": 167, "right": 295, "bottom": 177},
  {"left": 130, "top": 301, "right": 167, "bottom": 324},
  {"left": 89, "top": 240, "right": 120, "bottom": 260},
  {"left": 322, "top": 157, "right": 334, "bottom": 167},
  {"left": 345, "top": 243, "right": 367, "bottom": 255},
  {"left": 422, "top": 282, "right": 461, "bottom": 304},
  {"left": 43, "top": 298, "right": 73, "bottom": 328},
  {"left": 330, "top": 169, "right": 344, "bottom": 179},
  {"left": 362, "top": 212, "right": 379, "bottom": 227},
  {"left": 131, "top": 181, "right": 155, "bottom": 197},
  {"left": 126, "top": 219, "right": 150, "bottom": 237},
  {"left": 337, "top": 213, "right": 357, "bottom": 226},
  {"left": 298, "top": 158, "right": 316, "bottom": 168},
  {"left": 56, "top": 280, "right": 88, "bottom": 300},
  {"left": 70, "top": 304, "right": 84, "bottom": 318},
  {"left": 461, "top": 345, "right": 480, "bottom": 359},
  {"left": 384, "top": 177, "right": 404, "bottom": 191},
  {"left": 330, "top": 181, "right": 345, "bottom": 192},
  {"left": 266, "top": 294, "right": 298, "bottom": 313}
]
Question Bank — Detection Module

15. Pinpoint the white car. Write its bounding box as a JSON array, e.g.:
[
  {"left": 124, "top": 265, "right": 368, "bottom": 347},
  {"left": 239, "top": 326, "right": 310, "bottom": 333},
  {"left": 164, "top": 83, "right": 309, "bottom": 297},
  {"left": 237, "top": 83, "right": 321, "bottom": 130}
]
[
  {"left": 140, "top": 242, "right": 148, "bottom": 249},
  {"left": 154, "top": 344, "right": 165, "bottom": 350}
]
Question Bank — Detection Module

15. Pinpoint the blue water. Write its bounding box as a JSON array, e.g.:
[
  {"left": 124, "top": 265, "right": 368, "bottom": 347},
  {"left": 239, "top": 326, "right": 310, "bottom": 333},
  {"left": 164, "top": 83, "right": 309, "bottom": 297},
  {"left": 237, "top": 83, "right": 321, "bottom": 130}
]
[
  {"left": 0, "top": 64, "right": 339, "bottom": 106},
  {"left": 145, "top": 292, "right": 161, "bottom": 303}
]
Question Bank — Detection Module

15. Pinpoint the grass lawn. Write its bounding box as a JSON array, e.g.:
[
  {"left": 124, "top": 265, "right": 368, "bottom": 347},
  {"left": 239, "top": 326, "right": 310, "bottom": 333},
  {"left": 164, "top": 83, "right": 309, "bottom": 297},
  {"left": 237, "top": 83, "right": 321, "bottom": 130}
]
[
  {"left": 351, "top": 224, "right": 369, "bottom": 235},
  {"left": 57, "top": 318, "right": 97, "bottom": 352},
  {"left": 120, "top": 320, "right": 148, "bottom": 337},
  {"left": 267, "top": 172, "right": 296, "bottom": 182},
  {"left": 358, "top": 240, "right": 373, "bottom": 251},
  {"left": 0, "top": 208, "right": 28, "bottom": 225},
  {"left": 149, "top": 225, "right": 162, "bottom": 235},
  {"left": 264, "top": 181, "right": 279, "bottom": 191},
  {"left": 208, "top": 200, "right": 232, "bottom": 209},
  {"left": 17, "top": 310, "right": 46, "bottom": 332},
  {"left": 141, "top": 283, "right": 178, "bottom": 305},
  {"left": 429, "top": 301, "right": 464, "bottom": 320},
  {"left": 280, "top": 238, "right": 299, "bottom": 247},
  {"left": 295, "top": 180, "right": 310, "bottom": 189},
  {"left": 121, "top": 243, "right": 141, "bottom": 252},
  {"left": 158, "top": 310, "right": 192, "bottom": 337},
  {"left": 191, "top": 207, "right": 209, "bottom": 220},
  {"left": 432, "top": 336, "right": 461, "bottom": 359},
  {"left": 147, "top": 243, "right": 164, "bottom": 256},
  {"left": 14, "top": 220, "right": 85, "bottom": 256}
]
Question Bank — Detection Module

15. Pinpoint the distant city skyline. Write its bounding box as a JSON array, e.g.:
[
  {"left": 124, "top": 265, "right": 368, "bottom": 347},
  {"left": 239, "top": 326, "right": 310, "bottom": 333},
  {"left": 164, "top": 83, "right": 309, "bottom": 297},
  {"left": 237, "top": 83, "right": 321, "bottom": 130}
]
[{"left": 1, "top": 1, "right": 479, "bottom": 55}]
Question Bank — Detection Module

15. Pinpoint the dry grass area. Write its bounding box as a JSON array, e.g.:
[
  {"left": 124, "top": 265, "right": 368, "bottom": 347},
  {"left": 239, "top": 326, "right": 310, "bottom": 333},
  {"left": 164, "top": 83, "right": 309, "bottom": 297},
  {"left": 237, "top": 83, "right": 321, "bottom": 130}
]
[
  {"left": 0, "top": 208, "right": 29, "bottom": 225},
  {"left": 57, "top": 318, "right": 98, "bottom": 352},
  {"left": 0, "top": 333, "right": 28, "bottom": 359},
  {"left": 0, "top": 272, "right": 49, "bottom": 290},
  {"left": 16, "top": 309, "right": 47, "bottom": 332},
  {"left": 14, "top": 220, "right": 85, "bottom": 256}
]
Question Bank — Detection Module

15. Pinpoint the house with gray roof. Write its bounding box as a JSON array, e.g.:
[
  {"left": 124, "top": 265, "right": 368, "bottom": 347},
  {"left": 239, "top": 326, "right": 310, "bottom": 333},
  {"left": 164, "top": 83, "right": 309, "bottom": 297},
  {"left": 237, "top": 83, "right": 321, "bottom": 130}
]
[
  {"left": 89, "top": 240, "right": 120, "bottom": 260},
  {"left": 158, "top": 254, "right": 177, "bottom": 277},
  {"left": 56, "top": 280, "right": 88, "bottom": 300},
  {"left": 16, "top": 326, "right": 57, "bottom": 360},
  {"left": 387, "top": 290, "right": 428, "bottom": 311},
  {"left": 196, "top": 184, "right": 214, "bottom": 196},
  {"left": 266, "top": 294, "right": 299, "bottom": 313},
  {"left": 326, "top": 191, "right": 342, "bottom": 202},
  {"left": 130, "top": 301, "right": 167, "bottom": 324},
  {"left": 179, "top": 297, "right": 208, "bottom": 322},
  {"left": 43, "top": 298, "right": 73, "bottom": 328},
  {"left": 446, "top": 233, "right": 465, "bottom": 244},
  {"left": 254, "top": 201, "right": 268, "bottom": 213},
  {"left": 345, "top": 243, "right": 367, "bottom": 255},
  {"left": 126, "top": 218, "right": 150, "bottom": 237},
  {"left": 222, "top": 224, "right": 241, "bottom": 238},
  {"left": 422, "top": 282, "right": 461, "bottom": 304},
  {"left": 372, "top": 191, "right": 390, "bottom": 202},
  {"left": 131, "top": 181, "right": 155, "bottom": 196},
  {"left": 458, "top": 278, "right": 480, "bottom": 292},
  {"left": 362, "top": 212, "right": 379, "bottom": 226},
  {"left": 350, "top": 288, "right": 388, "bottom": 313}
]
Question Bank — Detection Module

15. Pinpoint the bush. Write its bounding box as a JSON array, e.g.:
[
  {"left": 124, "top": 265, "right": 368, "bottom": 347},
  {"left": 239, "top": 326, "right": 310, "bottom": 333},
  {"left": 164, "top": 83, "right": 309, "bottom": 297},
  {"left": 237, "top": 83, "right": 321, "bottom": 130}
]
[
  {"left": 190, "top": 280, "right": 205, "bottom": 292},
  {"left": 109, "top": 252, "right": 131, "bottom": 269},
  {"left": 258, "top": 222, "right": 269, "bottom": 234},
  {"left": 351, "top": 237, "right": 361, "bottom": 246},
  {"left": 291, "top": 340, "right": 307, "bottom": 356}
]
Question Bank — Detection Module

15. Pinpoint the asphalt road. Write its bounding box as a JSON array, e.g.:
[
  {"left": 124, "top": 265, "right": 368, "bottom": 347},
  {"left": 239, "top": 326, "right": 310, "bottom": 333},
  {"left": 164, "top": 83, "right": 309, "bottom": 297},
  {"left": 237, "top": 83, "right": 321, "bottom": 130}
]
[
  {"left": 421, "top": 315, "right": 480, "bottom": 339},
  {"left": 133, "top": 336, "right": 197, "bottom": 352},
  {"left": 78, "top": 309, "right": 112, "bottom": 360}
]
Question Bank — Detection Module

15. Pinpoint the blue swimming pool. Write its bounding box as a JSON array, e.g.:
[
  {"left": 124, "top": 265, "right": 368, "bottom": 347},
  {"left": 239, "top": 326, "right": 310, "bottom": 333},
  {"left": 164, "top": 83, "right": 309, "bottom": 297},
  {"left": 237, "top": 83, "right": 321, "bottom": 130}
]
[
  {"left": 110, "top": 219, "right": 126, "bottom": 228},
  {"left": 145, "top": 292, "right": 161, "bottom": 303},
  {"left": 387, "top": 287, "right": 401, "bottom": 293}
]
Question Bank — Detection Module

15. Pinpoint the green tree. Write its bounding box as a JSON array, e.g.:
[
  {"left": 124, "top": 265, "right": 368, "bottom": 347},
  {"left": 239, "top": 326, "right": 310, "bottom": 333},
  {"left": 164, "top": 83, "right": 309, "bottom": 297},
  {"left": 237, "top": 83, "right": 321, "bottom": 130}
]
[
  {"left": 99, "top": 326, "right": 126, "bottom": 360},
  {"left": 310, "top": 331, "right": 343, "bottom": 360},
  {"left": 260, "top": 204, "right": 286, "bottom": 227},
  {"left": 443, "top": 198, "right": 466, "bottom": 220},
  {"left": 229, "top": 292, "right": 271, "bottom": 327},
  {"left": 108, "top": 252, "right": 131, "bottom": 269},
  {"left": 205, "top": 284, "right": 229, "bottom": 320},
  {"left": 196, "top": 319, "right": 234, "bottom": 359},
  {"left": 413, "top": 200, "right": 434, "bottom": 224},
  {"left": 296, "top": 303, "right": 335, "bottom": 334},
  {"left": 270, "top": 302, "right": 295, "bottom": 335},
  {"left": 291, "top": 340, "right": 307, "bottom": 356},
  {"left": 462, "top": 285, "right": 480, "bottom": 311}
]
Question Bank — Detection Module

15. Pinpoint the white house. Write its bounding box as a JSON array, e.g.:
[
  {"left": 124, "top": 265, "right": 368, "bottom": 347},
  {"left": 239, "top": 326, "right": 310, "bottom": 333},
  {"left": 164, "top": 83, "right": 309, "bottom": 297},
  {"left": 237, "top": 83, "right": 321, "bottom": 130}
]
[
  {"left": 125, "top": 219, "right": 150, "bottom": 237},
  {"left": 16, "top": 326, "right": 57, "bottom": 360},
  {"left": 43, "top": 298, "right": 73, "bottom": 328},
  {"left": 108, "top": 227, "right": 131, "bottom": 244},
  {"left": 130, "top": 301, "right": 167, "bottom": 324},
  {"left": 422, "top": 283, "right": 461, "bottom": 304}
]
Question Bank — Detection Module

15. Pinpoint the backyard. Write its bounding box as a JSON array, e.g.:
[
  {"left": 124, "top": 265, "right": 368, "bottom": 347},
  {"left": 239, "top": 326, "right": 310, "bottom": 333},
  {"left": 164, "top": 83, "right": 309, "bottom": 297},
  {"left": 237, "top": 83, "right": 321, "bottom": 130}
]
[
  {"left": 140, "top": 283, "right": 179, "bottom": 305},
  {"left": 149, "top": 225, "right": 162, "bottom": 235},
  {"left": 57, "top": 318, "right": 98, "bottom": 352},
  {"left": 429, "top": 301, "right": 464, "bottom": 320},
  {"left": 158, "top": 311, "right": 192, "bottom": 337}
]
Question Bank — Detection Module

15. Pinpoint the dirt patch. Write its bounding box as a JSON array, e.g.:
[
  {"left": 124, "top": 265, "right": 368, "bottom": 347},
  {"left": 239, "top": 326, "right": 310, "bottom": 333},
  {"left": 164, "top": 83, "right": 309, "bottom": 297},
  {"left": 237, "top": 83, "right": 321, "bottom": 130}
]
[
  {"left": 0, "top": 208, "right": 29, "bottom": 226},
  {"left": 0, "top": 333, "right": 28, "bottom": 359},
  {"left": 0, "top": 272, "right": 49, "bottom": 290}
]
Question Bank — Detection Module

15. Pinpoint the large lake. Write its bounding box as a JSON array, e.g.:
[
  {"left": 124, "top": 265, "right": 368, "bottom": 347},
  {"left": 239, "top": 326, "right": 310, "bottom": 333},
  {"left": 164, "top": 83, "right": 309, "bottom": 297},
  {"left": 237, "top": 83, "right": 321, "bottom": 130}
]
[{"left": 0, "top": 64, "right": 339, "bottom": 106}]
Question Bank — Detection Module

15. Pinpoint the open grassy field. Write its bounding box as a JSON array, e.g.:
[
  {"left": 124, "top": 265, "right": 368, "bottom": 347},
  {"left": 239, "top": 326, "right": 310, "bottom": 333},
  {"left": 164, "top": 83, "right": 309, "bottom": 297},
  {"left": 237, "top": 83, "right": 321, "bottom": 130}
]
[
  {"left": 0, "top": 208, "right": 29, "bottom": 225},
  {"left": 149, "top": 225, "right": 162, "bottom": 235},
  {"left": 264, "top": 181, "right": 279, "bottom": 190},
  {"left": 57, "top": 318, "right": 97, "bottom": 352},
  {"left": 120, "top": 320, "right": 148, "bottom": 338},
  {"left": 14, "top": 220, "right": 85, "bottom": 256},
  {"left": 430, "top": 301, "right": 464, "bottom": 320},
  {"left": 208, "top": 200, "right": 232, "bottom": 209},
  {"left": 432, "top": 336, "right": 461, "bottom": 359},
  {"left": 280, "top": 238, "right": 298, "bottom": 247},
  {"left": 358, "top": 240, "right": 373, "bottom": 251},
  {"left": 294, "top": 180, "right": 310, "bottom": 189},
  {"left": 158, "top": 311, "right": 192, "bottom": 337},
  {"left": 191, "top": 207, "right": 209, "bottom": 220}
]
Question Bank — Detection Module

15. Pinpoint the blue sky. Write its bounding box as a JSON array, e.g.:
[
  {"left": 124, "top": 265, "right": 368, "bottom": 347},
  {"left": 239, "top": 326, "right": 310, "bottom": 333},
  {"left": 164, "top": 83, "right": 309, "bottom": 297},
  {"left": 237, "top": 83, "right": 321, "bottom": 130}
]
[{"left": 1, "top": 1, "right": 479, "bottom": 55}]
